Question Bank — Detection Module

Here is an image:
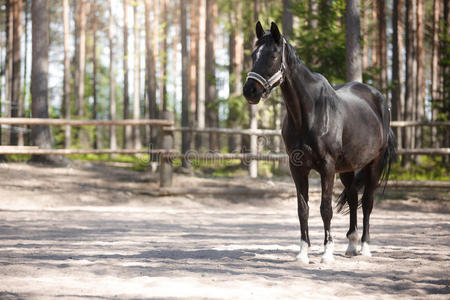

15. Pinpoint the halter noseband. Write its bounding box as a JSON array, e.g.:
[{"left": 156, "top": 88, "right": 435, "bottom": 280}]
[{"left": 246, "top": 38, "right": 286, "bottom": 99}]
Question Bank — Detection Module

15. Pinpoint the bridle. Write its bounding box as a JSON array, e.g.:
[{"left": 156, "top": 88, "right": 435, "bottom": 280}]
[{"left": 246, "top": 38, "right": 287, "bottom": 99}]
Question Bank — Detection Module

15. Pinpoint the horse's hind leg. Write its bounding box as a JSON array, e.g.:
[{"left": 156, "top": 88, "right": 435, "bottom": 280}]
[
  {"left": 360, "top": 159, "right": 381, "bottom": 257},
  {"left": 340, "top": 172, "right": 359, "bottom": 257}
]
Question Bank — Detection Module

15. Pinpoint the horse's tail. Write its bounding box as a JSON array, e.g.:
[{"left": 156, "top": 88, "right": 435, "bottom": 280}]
[
  {"left": 378, "top": 127, "right": 397, "bottom": 193},
  {"left": 336, "top": 127, "right": 397, "bottom": 214}
]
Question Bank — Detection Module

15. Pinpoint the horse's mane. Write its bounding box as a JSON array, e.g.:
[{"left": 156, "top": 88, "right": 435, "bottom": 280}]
[{"left": 283, "top": 38, "right": 339, "bottom": 110}]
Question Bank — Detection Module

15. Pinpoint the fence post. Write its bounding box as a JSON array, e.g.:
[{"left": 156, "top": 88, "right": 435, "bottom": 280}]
[
  {"left": 249, "top": 106, "right": 258, "bottom": 178},
  {"left": 160, "top": 111, "right": 174, "bottom": 188}
]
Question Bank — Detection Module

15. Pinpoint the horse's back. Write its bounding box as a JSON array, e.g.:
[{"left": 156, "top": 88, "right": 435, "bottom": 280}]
[{"left": 335, "top": 82, "right": 389, "bottom": 123}]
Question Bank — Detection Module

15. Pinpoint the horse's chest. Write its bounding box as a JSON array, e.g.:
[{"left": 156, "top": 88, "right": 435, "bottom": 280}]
[{"left": 283, "top": 136, "right": 318, "bottom": 168}]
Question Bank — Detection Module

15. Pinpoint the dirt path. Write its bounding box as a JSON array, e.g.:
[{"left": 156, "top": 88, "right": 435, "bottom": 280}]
[{"left": 0, "top": 163, "right": 449, "bottom": 299}]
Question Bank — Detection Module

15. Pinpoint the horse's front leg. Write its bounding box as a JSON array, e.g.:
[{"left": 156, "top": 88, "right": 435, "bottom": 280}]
[
  {"left": 289, "top": 163, "right": 310, "bottom": 264},
  {"left": 320, "top": 161, "right": 336, "bottom": 263}
]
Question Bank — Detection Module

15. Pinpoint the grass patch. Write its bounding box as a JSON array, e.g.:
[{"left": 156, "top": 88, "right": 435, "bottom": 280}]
[{"left": 389, "top": 156, "right": 450, "bottom": 181}]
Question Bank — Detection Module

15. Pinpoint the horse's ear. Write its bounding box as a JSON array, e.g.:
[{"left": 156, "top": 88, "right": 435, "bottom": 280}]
[
  {"left": 255, "top": 21, "right": 264, "bottom": 40},
  {"left": 270, "top": 22, "right": 281, "bottom": 44}
]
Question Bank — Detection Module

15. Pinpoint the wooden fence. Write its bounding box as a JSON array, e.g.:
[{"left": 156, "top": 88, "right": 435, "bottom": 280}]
[{"left": 0, "top": 116, "right": 449, "bottom": 190}]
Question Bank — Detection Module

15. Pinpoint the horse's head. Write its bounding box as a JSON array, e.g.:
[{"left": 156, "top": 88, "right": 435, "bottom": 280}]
[{"left": 243, "top": 21, "right": 285, "bottom": 104}]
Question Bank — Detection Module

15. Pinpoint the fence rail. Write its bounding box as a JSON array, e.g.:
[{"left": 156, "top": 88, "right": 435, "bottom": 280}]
[
  {"left": 0, "top": 117, "right": 448, "bottom": 190},
  {"left": 0, "top": 118, "right": 173, "bottom": 127},
  {"left": 0, "top": 146, "right": 177, "bottom": 155}
]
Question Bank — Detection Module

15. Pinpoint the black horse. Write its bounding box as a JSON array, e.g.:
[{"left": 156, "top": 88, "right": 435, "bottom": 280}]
[{"left": 243, "top": 22, "right": 396, "bottom": 263}]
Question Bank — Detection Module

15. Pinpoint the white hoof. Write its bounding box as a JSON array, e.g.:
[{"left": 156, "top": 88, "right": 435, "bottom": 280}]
[
  {"left": 360, "top": 242, "right": 372, "bottom": 257},
  {"left": 321, "top": 242, "right": 335, "bottom": 263},
  {"left": 345, "top": 231, "right": 359, "bottom": 257},
  {"left": 296, "top": 240, "right": 309, "bottom": 264}
]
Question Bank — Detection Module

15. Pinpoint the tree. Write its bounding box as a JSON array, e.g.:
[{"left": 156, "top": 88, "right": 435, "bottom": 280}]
[
  {"left": 404, "top": 0, "right": 417, "bottom": 164},
  {"left": 181, "top": 0, "right": 191, "bottom": 167},
  {"left": 415, "top": 0, "right": 425, "bottom": 151},
  {"left": 109, "top": 0, "right": 117, "bottom": 151},
  {"left": 133, "top": 3, "right": 141, "bottom": 150},
  {"left": 391, "top": 0, "right": 403, "bottom": 140},
  {"left": 205, "top": 0, "right": 218, "bottom": 150},
  {"left": 63, "top": 0, "right": 71, "bottom": 148},
  {"left": 31, "top": 0, "right": 52, "bottom": 155},
  {"left": 75, "top": 0, "right": 86, "bottom": 118},
  {"left": 4, "top": 0, "right": 13, "bottom": 144},
  {"left": 376, "top": 0, "right": 387, "bottom": 95},
  {"left": 11, "top": 0, "right": 23, "bottom": 146},
  {"left": 123, "top": 0, "right": 132, "bottom": 148},
  {"left": 196, "top": 0, "right": 206, "bottom": 149},
  {"left": 92, "top": 1, "right": 99, "bottom": 149},
  {"left": 431, "top": 0, "right": 441, "bottom": 146},
  {"left": 345, "top": 0, "right": 362, "bottom": 82},
  {"left": 227, "top": 1, "right": 244, "bottom": 153},
  {"left": 189, "top": 0, "right": 199, "bottom": 129},
  {"left": 161, "top": 0, "right": 168, "bottom": 112},
  {"left": 145, "top": 0, "right": 157, "bottom": 147}
]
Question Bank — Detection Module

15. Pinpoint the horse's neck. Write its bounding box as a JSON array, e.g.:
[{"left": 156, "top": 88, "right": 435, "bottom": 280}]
[{"left": 280, "top": 46, "right": 318, "bottom": 131}]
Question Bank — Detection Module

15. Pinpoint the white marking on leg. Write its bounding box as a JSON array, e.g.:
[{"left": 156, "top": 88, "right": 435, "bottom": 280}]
[
  {"left": 345, "top": 231, "right": 359, "bottom": 257},
  {"left": 296, "top": 240, "right": 309, "bottom": 264},
  {"left": 321, "top": 241, "right": 335, "bottom": 263},
  {"left": 360, "top": 242, "right": 372, "bottom": 257}
]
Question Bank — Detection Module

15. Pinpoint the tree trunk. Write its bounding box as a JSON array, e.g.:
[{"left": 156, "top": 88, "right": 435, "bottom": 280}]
[
  {"left": 196, "top": 0, "right": 206, "bottom": 150},
  {"left": 415, "top": 0, "right": 425, "bottom": 151},
  {"left": 391, "top": 0, "right": 404, "bottom": 140},
  {"left": 22, "top": 0, "right": 29, "bottom": 144},
  {"left": 404, "top": 0, "right": 417, "bottom": 165},
  {"left": 4, "top": 0, "right": 13, "bottom": 145},
  {"left": 443, "top": 0, "right": 450, "bottom": 161},
  {"left": 123, "top": 0, "right": 132, "bottom": 149},
  {"left": 145, "top": 0, "right": 157, "bottom": 149},
  {"left": 63, "top": 0, "right": 71, "bottom": 149},
  {"left": 133, "top": 3, "right": 141, "bottom": 150},
  {"left": 31, "top": 0, "right": 52, "bottom": 155},
  {"left": 282, "top": 0, "right": 293, "bottom": 39},
  {"left": 376, "top": 0, "right": 387, "bottom": 95},
  {"left": 189, "top": 0, "right": 199, "bottom": 131},
  {"left": 431, "top": 0, "right": 441, "bottom": 146},
  {"left": 108, "top": 0, "right": 117, "bottom": 151},
  {"left": 76, "top": 0, "right": 86, "bottom": 118},
  {"left": 227, "top": 3, "right": 243, "bottom": 153},
  {"left": 361, "top": 1, "right": 369, "bottom": 74},
  {"left": 152, "top": 0, "right": 159, "bottom": 112},
  {"left": 345, "top": 0, "right": 362, "bottom": 82},
  {"left": 371, "top": 1, "right": 377, "bottom": 70},
  {"left": 205, "top": 0, "right": 218, "bottom": 150},
  {"left": 181, "top": 1, "right": 191, "bottom": 168},
  {"left": 11, "top": 0, "right": 23, "bottom": 146},
  {"left": 92, "top": 2, "right": 98, "bottom": 149},
  {"left": 161, "top": 0, "right": 168, "bottom": 112}
]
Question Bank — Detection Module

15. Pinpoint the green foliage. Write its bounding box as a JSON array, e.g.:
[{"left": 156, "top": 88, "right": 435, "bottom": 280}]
[
  {"left": 389, "top": 156, "right": 450, "bottom": 181},
  {"left": 291, "top": 0, "right": 347, "bottom": 84},
  {"left": 225, "top": 94, "right": 249, "bottom": 127}
]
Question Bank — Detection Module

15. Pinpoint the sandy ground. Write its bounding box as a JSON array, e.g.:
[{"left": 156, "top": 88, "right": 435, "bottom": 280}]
[{"left": 0, "top": 162, "right": 449, "bottom": 299}]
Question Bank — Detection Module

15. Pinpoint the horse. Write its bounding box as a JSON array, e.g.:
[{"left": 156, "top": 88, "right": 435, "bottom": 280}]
[{"left": 243, "top": 21, "right": 396, "bottom": 263}]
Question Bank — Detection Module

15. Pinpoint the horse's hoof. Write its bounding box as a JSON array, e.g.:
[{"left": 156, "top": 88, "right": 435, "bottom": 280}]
[
  {"left": 321, "top": 242, "right": 335, "bottom": 263},
  {"left": 345, "top": 243, "right": 358, "bottom": 257},
  {"left": 296, "top": 252, "right": 309, "bottom": 264},
  {"left": 321, "top": 253, "right": 335, "bottom": 263},
  {"left": 345, "top": 247, "right": 358, "bottom": 257},
  {"left": 296, "top": 240, "right": 309, "bottom": 264},
  {"left": 360, "top": 242, "right": 372, "bottom": 257}
]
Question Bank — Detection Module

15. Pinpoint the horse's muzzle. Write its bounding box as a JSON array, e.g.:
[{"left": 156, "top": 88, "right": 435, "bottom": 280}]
[{"left": 243, "top": 80, "right": 262, "bottom": 104}]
